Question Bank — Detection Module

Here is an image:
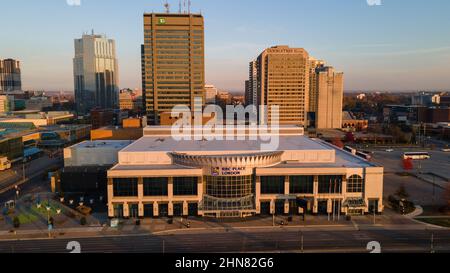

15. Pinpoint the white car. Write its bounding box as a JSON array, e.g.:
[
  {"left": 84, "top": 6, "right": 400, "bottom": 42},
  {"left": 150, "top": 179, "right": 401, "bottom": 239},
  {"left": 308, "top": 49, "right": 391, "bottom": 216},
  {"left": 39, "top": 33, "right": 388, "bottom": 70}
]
[{"left": 386, "top": 149, "right": 394, "bottom": 152}]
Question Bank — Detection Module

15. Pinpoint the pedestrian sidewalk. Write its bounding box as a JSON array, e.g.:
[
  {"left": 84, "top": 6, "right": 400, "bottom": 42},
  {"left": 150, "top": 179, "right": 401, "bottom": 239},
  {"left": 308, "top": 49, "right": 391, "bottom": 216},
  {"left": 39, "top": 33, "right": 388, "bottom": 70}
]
[{"left": 2, "top": 210, "right": 444, "bottom": 241}]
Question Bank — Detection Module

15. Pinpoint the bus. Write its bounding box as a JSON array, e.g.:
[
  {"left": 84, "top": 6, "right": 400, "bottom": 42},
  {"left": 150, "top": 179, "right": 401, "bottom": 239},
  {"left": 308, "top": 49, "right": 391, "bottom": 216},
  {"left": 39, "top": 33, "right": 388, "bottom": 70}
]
[
  {"left": 356, "top": 151, "right": 372, "bottom": 161},
  {"left": 344, "top": 146, "right": 357, "bottom": 155},
  {"left": 403, "top": 152, "right": 430, "bottom": 160}
]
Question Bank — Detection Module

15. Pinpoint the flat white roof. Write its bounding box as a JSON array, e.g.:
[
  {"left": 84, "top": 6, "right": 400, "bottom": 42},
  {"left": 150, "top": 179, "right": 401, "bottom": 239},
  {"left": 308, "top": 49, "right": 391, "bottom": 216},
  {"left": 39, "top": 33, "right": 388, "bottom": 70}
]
[
  {"left": 121, "top": 135, "right": 329, "bottom": 153},
  {"left": 69, "top": 140, "right": 133, "bottom": 150}
]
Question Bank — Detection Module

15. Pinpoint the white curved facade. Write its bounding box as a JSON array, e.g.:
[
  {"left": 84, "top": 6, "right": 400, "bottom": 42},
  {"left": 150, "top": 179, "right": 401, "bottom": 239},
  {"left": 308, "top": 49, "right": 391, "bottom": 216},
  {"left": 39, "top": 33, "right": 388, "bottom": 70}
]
[{"left": 107, "top": 126, "right": 384, "bottom": 218}]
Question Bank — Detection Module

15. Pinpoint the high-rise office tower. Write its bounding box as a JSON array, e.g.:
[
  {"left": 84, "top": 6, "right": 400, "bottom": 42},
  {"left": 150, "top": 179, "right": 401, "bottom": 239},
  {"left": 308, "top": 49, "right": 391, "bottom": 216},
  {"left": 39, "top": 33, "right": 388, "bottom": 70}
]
[
  {"left": 245, "top": 80, "right": 251, "bottom": 106},
  {"left": 204, "top": 84, "right": 218, "bottom": 104},
  {"left": 256, "top": 46, "right": 310, "bottom": 125},
  {"left": 308, "top": 58, "right": 325, "bottom": 113},
  {"left": 314, "top": 66, "right": 344, "bottom": 129},
  {"left": 73, "top": 33, "right": 119, "bottom": 114},
  {"left": 0, "top": 59, "right": 22, "bottom": 92},
  {"left": 245, "top": 60, "right": 258, "bottom": 107},
  {"left": 142, "top": 13, "right": 205, "bottom": 125}
]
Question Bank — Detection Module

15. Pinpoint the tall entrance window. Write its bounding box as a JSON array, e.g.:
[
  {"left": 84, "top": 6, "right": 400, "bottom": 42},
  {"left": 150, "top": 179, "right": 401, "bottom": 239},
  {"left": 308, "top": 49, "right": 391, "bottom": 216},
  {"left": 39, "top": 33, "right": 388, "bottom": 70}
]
[
  {"left": 318, "top": 175, "right": 343, "bottom": 194},
  {"left": 173, "top": 177, "right": 198, "bottom": 196},
  {"left": 113, "top": 178, "right": 138, "bottom": 197},
  {"left": 289, "top": 176, "right": 314, "bottom": 194},
  {"left": 144, "top": 177, "right": 168, "bottom": 196},
  {"left": 347, "top": 175, "right": 364, "bottom": 193},
  {"left": 260, "top": 176, "right": 285, "bottom": 194}
]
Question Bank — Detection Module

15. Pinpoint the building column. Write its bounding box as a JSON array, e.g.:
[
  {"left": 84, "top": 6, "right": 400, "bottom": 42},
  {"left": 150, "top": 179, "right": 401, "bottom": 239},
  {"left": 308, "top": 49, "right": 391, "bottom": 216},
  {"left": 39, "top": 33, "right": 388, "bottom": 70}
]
[
  {"left": 313, "top": 198, "right": 318, "bottom": 214},
  {"left": 138, "top": 178, "right": 144, "bottom": 199},
  {"left": 123, "top": 202, "right": 129, "bottom": 218},
  {"left": 313, "top": 175, "right": 319, "bottom": 195},
  {"left": 342, "top": 176, "right": 347, "bottom": 195},
  {"left": 107, "top": 178, "right": 114, "bottom": 218},
  {"left": 153, "top": 201, "right": 159, "bottom": 217},
  {"left": 270, "top": 199, "right": 275, "bottom": 215},
  {"left": 183, "top": 201, "right": 188, "bottom": 216},
  {"left": 138, "top": 178, "right": 144, "bottom": 218},
  {"left": 168, "top": 177, "right": 174, "bottom": 216},
  {"left": 197, "top": 176, "right": 204, "bottom": 216},
  {"left": 197, "top": 176, "right": 203, "bottom": 197},
  {"left": 313, "top": 176, "right": 319, "bottom": 214},
  {"left": 168, "top": 177, "right": 174, "bottom": 199},
  {"left": 255, "top": 176, "right": 261, "bottom": 214},
  {"left": 284, "top": 176, "right": 289, "bottom": 195},
  {"left": 327, "top": 199, "right": 332, "bottom": 214},
  {"left": 168, "top": 202, "right": 174, "bottom": 216},
  {"left": 138, "top": 203, "right": 144, "bottom": 218},
  {"left": 284, "top": 200, "right": 290, "bottom": 214}
]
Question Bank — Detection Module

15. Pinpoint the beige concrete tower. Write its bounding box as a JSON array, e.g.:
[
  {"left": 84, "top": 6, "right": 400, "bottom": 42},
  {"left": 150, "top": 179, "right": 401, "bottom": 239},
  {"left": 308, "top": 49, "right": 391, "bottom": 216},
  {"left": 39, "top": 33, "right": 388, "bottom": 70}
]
[
  {"left": 316, "top": 66, "right": 344, "bottom": 129},
  {"left": 308, "top": 58, "right": 325, "bottom": 113},
  {"left": 142, "top": 13, "right": 205, "bottom": 125},
  {"left": 256, "top": 46, "right": 310, "bottom": 126}
]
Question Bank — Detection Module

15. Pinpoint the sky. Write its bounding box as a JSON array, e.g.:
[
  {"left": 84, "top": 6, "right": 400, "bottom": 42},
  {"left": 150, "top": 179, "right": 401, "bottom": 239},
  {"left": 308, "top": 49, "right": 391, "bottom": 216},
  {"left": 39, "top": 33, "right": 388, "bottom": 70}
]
[{"left": 1, "top": 0, "right": 450, "bottom": 93}]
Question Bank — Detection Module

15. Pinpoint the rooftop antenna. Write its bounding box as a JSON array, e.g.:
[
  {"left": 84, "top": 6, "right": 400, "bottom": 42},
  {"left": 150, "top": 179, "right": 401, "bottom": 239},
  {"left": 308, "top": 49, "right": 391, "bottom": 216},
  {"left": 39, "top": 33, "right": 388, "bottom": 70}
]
[
  {"left": 188, "top": 0, "right": 191, "bottom": 14},
  {"left": 164, "top": 0, "right": 170, "bottom": 13},
  {"left": 183, "top": 0, "right": 186, "bottom": 14},
  {"left": 179, "top": 0, "right": 182, "bottom": 13}
]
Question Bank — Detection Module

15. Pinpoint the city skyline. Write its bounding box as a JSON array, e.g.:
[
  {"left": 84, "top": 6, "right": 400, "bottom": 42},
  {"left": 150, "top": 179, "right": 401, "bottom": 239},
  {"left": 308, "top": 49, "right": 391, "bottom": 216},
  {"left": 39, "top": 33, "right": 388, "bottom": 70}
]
[{"left": 1, "top": 0, "right": 450, "bottom": 92}]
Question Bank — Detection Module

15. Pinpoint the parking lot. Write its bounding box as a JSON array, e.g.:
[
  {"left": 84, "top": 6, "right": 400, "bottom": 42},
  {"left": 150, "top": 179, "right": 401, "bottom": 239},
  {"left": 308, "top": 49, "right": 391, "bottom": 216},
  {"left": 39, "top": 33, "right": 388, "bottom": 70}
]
[{"left": 368, "top": 147, "right": 449, "bottom": 208}]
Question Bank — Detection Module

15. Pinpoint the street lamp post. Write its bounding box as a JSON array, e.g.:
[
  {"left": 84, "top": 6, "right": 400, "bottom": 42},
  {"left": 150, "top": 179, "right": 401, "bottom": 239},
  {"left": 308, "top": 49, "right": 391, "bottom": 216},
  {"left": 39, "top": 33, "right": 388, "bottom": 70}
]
[
  {"left": 300, "top": 231, "right": 304, "bottom": 253},
  {"left": 46, "top": 206, "right": 51, "bottom": 238},
  {"left": 22, "top": 159, "right": 26, "bottom": 183},
  {"left": 431, "top": 233, "right": 435, "bottom": 253}
]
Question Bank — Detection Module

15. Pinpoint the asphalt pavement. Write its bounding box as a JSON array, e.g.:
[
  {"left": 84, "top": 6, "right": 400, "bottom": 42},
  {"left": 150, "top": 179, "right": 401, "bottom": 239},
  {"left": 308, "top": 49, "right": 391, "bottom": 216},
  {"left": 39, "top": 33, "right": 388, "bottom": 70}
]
[{"left": 0, "top": 226, "right": 449, "bottom": 253}]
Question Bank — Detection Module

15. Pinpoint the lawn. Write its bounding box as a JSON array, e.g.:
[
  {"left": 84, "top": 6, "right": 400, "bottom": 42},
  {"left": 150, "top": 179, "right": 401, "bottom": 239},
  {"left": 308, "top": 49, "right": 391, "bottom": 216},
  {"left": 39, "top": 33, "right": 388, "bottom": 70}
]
[
  {"left": 30, "top": 201, "right": 65, "bottom": 219},
  {"left": 418, "top": 218, "right": 450, "bottom": 228},
  {"left": 16, "top": 213, "right": 39, "bottom": 224}
]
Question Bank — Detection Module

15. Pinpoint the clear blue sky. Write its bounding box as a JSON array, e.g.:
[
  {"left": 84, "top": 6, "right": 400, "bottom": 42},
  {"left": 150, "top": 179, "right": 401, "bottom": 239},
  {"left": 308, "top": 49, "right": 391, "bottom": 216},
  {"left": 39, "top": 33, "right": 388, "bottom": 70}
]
[{"left": 1, "top": 0, "right": 450, "bottom": 92}]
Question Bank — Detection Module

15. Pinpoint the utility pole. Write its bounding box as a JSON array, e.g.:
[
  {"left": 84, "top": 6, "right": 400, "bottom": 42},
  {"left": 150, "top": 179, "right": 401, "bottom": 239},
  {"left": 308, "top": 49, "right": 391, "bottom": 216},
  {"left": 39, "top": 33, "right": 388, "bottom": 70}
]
[
  {"left": 373, "top": 203, "right": 376, "bottom": 225},
  {"left": 300, "top": 231, "right": 304, "bottom": 253},
  {"left": 22, "top": 159, "right": 26, "bottom": 182},
  {"left": 431, "top": 233, "right": 435, "bottom": 253}
]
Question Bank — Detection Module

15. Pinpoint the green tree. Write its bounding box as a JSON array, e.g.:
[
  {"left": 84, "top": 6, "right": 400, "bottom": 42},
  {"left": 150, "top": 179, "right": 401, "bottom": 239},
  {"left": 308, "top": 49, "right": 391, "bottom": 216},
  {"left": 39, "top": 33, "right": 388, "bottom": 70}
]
[
  {"left": 13, "top": 216, "right": 20, "bottom": 228},
  {"left": 395, "top": 184, "right": 410, "bottom": 200}
]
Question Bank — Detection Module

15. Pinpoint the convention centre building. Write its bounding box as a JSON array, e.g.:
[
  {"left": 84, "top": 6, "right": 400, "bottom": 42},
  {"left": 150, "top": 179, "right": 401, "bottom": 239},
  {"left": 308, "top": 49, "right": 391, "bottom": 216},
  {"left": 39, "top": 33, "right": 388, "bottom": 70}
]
[{"left": 106, "top": 126, "right": 384, "bottom": 218}]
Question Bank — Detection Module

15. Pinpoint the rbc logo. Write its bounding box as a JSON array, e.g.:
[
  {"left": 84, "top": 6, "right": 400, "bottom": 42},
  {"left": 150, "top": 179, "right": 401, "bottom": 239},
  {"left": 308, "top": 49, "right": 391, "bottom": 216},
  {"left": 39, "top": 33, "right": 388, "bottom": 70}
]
[
  {"left": 367, "top": 0, "right": 382, "bottom": 6},
  {"left": 67, "top": 0, "right": 81, "bottom": 6}
]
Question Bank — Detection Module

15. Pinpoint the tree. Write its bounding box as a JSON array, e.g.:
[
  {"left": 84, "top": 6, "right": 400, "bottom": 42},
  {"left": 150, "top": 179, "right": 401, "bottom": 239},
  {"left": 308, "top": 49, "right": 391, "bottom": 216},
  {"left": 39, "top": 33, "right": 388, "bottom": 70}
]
[
  {"left": 395, "top": 184, "right": 410, "bottom": 200},
  {"left": 444, "top": 183, "right": 450, "bottom": 210},
  {"left": 332, "top": 137, "right": 344, "bottom": 149},
  {"left": 403, "top": 158, "right": 413, "bottom": 171},
  {"left": 345, "top": 132, "right": 355, "bottom": 143},
  {"left": 13, "top": 216, "right": 20, "bottom": 228}
]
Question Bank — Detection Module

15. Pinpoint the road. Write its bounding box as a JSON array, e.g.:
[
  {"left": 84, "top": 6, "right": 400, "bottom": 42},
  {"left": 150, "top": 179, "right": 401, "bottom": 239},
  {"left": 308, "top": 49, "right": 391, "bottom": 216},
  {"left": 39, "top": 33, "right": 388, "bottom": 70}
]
[
  {"left": 0, "top": 227, "right": 449, "bottom": 253},
  {"left": 0, "top": 155, "right": 62, "bottom": 195}
]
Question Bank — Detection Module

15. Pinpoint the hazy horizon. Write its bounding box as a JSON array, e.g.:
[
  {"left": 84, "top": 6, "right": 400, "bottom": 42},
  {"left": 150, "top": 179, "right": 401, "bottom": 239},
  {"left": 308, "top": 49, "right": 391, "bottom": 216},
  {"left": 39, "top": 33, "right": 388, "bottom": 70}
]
[{"left": 1, "top": 0, "right": 450, "bottom": 92}]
